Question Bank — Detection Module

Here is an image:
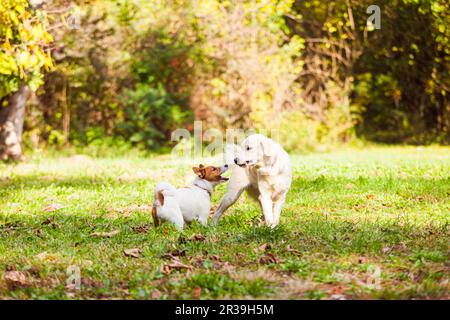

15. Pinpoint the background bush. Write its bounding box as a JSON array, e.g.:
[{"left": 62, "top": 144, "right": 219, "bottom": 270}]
[{"left": 4, "top": 0, "right": 447, "bottom": 154}]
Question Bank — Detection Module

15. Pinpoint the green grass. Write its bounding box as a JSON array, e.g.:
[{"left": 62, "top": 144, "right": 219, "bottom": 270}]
[{"left": 0, "top": 146, "right": 449, "bottom": 299}]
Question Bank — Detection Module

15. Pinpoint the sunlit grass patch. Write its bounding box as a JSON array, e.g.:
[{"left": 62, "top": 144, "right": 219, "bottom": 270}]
[{"left": 0, "top": 146, "right": 449, "bottom": 299}]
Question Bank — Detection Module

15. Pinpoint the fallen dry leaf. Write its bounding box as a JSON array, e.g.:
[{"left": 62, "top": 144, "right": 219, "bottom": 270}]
[
  {"left": 65, "top": 282, "right": 80, "bottom": 292},
  {"left": 132, "top": 224, "right": 151, "bottom": 233},
  {"left": 124, "top": 248, "right": 142, "bottom": 258},
  {"left": 409, "top": 270, "right": 426, "bottom": 282},
  {"left": 366, "top": 194, "right": 376, "bottom": 200},
  {"left": 81, "top": 277, "right": 103, "bottom": 289},
  {"left": 164, "top": 246, "right": 186, "bottom": 257},
  {"left": 188, "top": 234, "right": 206, "bottom": 242},
  {"left": 161, "top": 252, "right": 187, "bottom": 260},
  {"left": 90, "top": 230, "right": 120, "bottom": 238},
  {"left": 42, "top": 203, "right": 64, "bottom": 212},
  {"left": 210, "top": 255, "right": 220, "bottom": 261},
  {"left": 259, "top": 253, "right": 278, "bottom": 265},
  {"left": 236, "top": 252, "right": 245, "bottom": 259},
  {"left": 42, "top": 217, "right": 54, "bottom": 225},
  {"left": 246, "top": 217, "right": 264, "bottom": 226},
  {"left": 254, "top": 243, "right": 272, "bottom": 254},
  {"left": 151, "top": 289, "right": 162, "bottom": 299},
  {"left": 382, "top": 246, "right": 393, "bottom": 254},
  {"left": 192, "top": 256, "right": 207, "bottom": 268},
  {"left": 220, "top": 261, "right": 236, "bottom": 272},
  {"left": 358, "top": 257, "right": 368, "bottom": 264},
  {"left": 286, "top": 245, "right": 301, "bottom": 255},
  {"left": 192, "top": 287, "right": 202, "bottom": 299},
  {"left": 258, "top": 243, "right": 271, "bottom": 252},
  {"left": 41, "top": 217, "right": 60, "bottom": 229},
  {"left": 3, "top": 271, "right": 30, "bottom": 289},
  {"left": 35, "top": 251, "right": 61, "bottom": 264},
  {"left": 161, "top": 256, "right": 191, "bottom": 275}
]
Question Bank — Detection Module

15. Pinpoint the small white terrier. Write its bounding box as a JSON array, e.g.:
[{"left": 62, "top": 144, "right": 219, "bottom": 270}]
[{"left": 152, "top": 164, "right": 229, "bottom": 229}]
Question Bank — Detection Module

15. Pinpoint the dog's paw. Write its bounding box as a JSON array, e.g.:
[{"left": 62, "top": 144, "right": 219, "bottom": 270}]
[{"left": 211, "top": 216, "right": 220, "bottom": 226}]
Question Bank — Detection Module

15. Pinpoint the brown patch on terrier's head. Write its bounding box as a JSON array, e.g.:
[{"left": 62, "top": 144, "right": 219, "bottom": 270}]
[
  {"left": 192, "top": 164, "right": 228, "bottom": 182},
  {"left": 156, "top": 190, "right": 165, "bottom": 206}
]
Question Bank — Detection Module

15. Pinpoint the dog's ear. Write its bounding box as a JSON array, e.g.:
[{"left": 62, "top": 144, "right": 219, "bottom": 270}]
[
  {"left": 259, "top": 137, "right": 276, "bottom": 159},
  {"left": 192, "top": 166, "right": 205, "bottom": 178},
  {"left": 156, "top": 190, "right": 165, "bottom": 206}
]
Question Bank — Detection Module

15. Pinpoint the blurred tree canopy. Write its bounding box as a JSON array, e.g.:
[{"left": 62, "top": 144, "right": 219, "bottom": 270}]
[
  {"left": 0, "top": 0, "right": 448, "bottom": 158},
  {"left": 0, "top": 0, "right": 53, "bottom": 160},
  {"left": 287, "top": 0, "right": 449, "bottom": 145},
  {"left": 0, "top": 0, "right": 53, "bottom": 98}
]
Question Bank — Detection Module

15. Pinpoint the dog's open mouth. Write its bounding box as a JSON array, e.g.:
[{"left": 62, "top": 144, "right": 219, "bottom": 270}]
[
  {"left": 218, "top": 175, "right": 229, "bottom": 181},
  {"left": 238, "top": 162, "right": 255, "bottom": 168}
]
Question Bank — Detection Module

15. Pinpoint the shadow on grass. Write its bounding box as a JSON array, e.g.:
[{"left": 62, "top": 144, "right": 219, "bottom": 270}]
[
  {"left": 289, "top": 175, "right": 450, "bottom": 196},
  {"left": 0, "top": 174, "right": 146, "bottom": 200},
  {"left": 216, "top": 208, "right": 448, "bottom": 258},
  {"left": 216, "top": 216, "right": 448, "bottom": 260},
  {"left": 1, "top": 173, "right": 448, "bottom": 259},
  {"left": 1, "top": 171, "right": 448, "bottom": 196}
]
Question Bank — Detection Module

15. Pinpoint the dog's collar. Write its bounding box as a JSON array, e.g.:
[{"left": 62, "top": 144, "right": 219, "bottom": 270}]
[{"left": 191, "top": 184, "right": 212, "bottom": 198}]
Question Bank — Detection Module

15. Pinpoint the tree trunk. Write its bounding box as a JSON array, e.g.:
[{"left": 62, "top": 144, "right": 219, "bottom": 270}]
[{"left": 0, "top": 84, "right": 31, "bottom": 161}]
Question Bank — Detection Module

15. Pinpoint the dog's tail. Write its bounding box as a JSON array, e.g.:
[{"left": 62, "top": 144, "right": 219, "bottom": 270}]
[
  {"left": 153, "top": 182, "right": 183, "bottom": 229},
  {"left": 153, "top": 182, "right": 175, "bottom": 226},
  {"left": 154, "top": 182, "right": 176, "bottom": 198}
]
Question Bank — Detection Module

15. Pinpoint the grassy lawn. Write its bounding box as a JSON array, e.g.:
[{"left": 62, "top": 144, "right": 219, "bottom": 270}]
[{"left": 0, "top": 146, "right": 449, "bottom": 299}]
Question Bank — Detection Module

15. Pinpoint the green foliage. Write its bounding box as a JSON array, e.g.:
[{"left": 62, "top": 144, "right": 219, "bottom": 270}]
[
  {"left": 117, "top": 82, "right": 191, "bottom": 149},
  {"left": 17, "top": 0, "right": 449, "bottom": 151},
  {"left": 278, "top": 111, "right": 320, "bottom": 152},
  {"left": 72, "top": 127, "right": 138, "bottom": 158},
  {"left": 290, "top": 0, "right": 449, "bottom": 146},
  {"left": 190, "top": 0, "right": 304, "bottom": 131},
  {"left": 0, "top": 0, "right": 53, "bottom": 99},
  {"left": 350, "top": 0, "right": 449, "bottom": 143}
]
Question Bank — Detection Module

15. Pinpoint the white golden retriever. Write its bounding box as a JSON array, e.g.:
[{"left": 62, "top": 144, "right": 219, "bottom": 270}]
[{"left": 212, "top": 134, "right": 292, "bottom": 227}]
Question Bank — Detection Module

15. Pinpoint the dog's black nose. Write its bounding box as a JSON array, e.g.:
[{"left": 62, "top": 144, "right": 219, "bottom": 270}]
[
  {"left": 234, "top": 158, "right": 238, "bottom": 164},
  {"left": 246, "top": 160, "right": 250, "bottom": 164}
]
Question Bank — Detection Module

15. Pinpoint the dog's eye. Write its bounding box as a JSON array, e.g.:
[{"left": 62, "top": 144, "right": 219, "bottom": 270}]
[{"left": 246, "top": 146, "right": 251, "bottom": 151}]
